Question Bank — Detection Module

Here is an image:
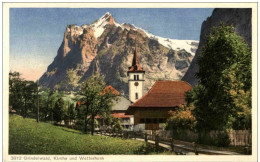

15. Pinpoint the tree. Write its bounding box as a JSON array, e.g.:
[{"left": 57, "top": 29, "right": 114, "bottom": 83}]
[
  {"left": 39, "top": 89, "right": 56, "bottom": 121},
  {"left": 9, "top": 71, "right": 37, "bottom": 118},
  {"left": 23, "top": 80, "right": 37, "bottom": 118},
  {"left": 48, "top": 90, "right": 64, "bottom": 123},
  {"left": 9, "top": 71, "right": 24, "bottom": 115},
  {"left": 103, "top": 115, "right": 123, "bottom": 132},
  {"left": 78, "top": 72, "right": 117, "bottom": 135},
  {"left": 191, "top": 24, "right": 251, "bottom": 131},
  {"left": 68, "top": 103, "right": 76, "bottom": 125},
  {"left": 53, "top": 98, "right": 66, "bottom": 124},
  {"left": 112, "top": 118, "right": 123, "bottom": 132},
  {"left": 166, "top": 105, "right": 196, "bottom": 131}
]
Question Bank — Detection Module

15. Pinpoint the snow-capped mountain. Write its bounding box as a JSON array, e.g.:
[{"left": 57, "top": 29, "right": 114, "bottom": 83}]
[
  {"left": 39, "top": 12, "right": 199, "bottom": 95},
  {"left": 71, "top": 12, "right": 198, "bottom": 55},
  {"left": 89, "top": 12, "right": 198, "bottom": 55}
]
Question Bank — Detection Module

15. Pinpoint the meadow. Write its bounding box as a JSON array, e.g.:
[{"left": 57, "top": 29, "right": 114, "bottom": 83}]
[{"left": 9, "top": 114, "right": 175, "bottom": 155}]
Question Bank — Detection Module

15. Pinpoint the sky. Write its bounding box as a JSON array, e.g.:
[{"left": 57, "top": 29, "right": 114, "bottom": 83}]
[{"left": 10, "top": 8, "right": 214, "bottom": 81}]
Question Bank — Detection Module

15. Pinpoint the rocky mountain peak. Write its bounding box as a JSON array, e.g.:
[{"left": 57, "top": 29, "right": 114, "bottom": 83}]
[
  {"left": 40, "top": 12, "right": 199, "bottom": 95},
  {"left": 94, "top": 12, "right": 114, "bottom": 25},
  {"left": 102, "top": 12, "right": 114, "bottom": 24},
  {"left": 90, "top": 12, "right": 117, "bottom": 38}
]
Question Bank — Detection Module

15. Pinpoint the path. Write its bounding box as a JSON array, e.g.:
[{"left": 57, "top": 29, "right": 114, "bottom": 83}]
[
  {"left": 135, "top": 138, "right": 240, "bottom": 155},
  {"left": 96, "top": 132, "right": 241, "bottom": 155}
]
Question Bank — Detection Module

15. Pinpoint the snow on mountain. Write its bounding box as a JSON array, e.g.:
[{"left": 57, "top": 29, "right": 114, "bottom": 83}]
[
  {"left": 90, "top": 12, "right": 111, "bottom": 38},
  {"left": 144, "top": 33, "right": 198, "bottom": 56},
  {"left": 71, "top": 12, "right": 198, "bottom": 56},
  {"left": 89, "top": 12, "right": 121, "bottom": 38},
  {"left": 91, "top": 12, "right": 198, "bottom": 56},
  {"left": 126, "top": 24, "right": 198, "bottom": 56}
]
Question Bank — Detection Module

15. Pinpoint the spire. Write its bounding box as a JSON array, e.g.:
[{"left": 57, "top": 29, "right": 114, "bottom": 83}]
[
  {"left": 128, "top": 46, "right": 144, "bottom": 73},
  {"left": 132, "top": 46, "right": 139, "bottom": 66},
  {"left": 132, "top": 32, "right": 139, "bottom": 66}
]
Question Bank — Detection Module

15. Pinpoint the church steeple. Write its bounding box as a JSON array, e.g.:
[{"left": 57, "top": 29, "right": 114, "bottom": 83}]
[
  {"left": 128, "top": 46, "right": 144, "bottom": 73},
  {"left": 127, "top": 46, "right": 145, "bottom": 103},
  {"left": 132, "top": 46, "right": 139, "bottom": 66}
]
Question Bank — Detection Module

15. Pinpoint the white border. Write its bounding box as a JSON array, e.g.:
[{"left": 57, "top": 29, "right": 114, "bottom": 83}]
[{"left": 2, "top": 2, "right": 258, "bottom": 162}]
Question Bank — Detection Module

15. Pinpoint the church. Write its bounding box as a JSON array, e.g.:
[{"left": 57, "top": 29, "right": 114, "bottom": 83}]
[{"left": 125, "top": 47, "right": 192, "bottom": 131}]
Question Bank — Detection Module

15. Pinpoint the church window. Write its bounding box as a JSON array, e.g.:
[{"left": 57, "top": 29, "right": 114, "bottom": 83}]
[
  {"left": 135, "top": 93, "right": 138, "bottom": 99},
  {"left": 134, "top": 75, "right": 139, "bottom": 80}
]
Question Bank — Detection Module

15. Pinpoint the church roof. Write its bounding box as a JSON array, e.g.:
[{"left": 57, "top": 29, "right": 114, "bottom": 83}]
[
  {"left": 128, "top": 47, "right": 145, "bottom": 73},
  {"left": 126, "top": 81, "right": 192, "bottom": 115},
  {"left": 112, "top": 96, "right": 131, "bottom": 111},
  {"left": 103, "top": 85, "right": 120, "bottom": 96},
  {"left": 103, "top": 86, "right": 131, "bottom": 111}
]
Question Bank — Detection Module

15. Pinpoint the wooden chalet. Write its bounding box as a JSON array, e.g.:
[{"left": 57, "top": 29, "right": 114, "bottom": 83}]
[{"left": 125, "top": 80, "right": 192, "bottom": 130}]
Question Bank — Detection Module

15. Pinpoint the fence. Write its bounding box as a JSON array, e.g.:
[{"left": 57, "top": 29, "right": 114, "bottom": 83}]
[
  {"left": 96, "top": 130, "right": 199, "bottom": 154},
  {"left": 142, "top": 129, "right": 251, "bottom": 147},
  {"left": 96, "top": 129, "right": 251, "bottom": 155},
  {"left": 227, "top": 130, "right": 252, "bottom": 146}
]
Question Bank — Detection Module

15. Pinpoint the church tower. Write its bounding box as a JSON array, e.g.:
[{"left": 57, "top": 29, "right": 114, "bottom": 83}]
[{"left": 128, "top": 47, "right": 145, "bottom": 103}]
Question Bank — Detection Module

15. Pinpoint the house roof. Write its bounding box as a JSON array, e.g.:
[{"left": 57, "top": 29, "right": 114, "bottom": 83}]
[
  {"left": 126, "top": 80, "right": 192, "bottom": 114},
  {"left": 103, "top": 85, "right": 120, "bottom": 96},
  {"left": 95, "top": 113, "right": 132, "bottom": 119},
  {"left": 111, "top": 113, "right": 132, "bottom": 118},
  {"left": 112, "top": 96, "right": 131, "bottom": 111},
  {"left": 128, "top": 47, "right": 145, "bottom": 73}
]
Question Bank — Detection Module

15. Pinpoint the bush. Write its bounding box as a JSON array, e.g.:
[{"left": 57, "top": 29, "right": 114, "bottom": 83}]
[
  {"left": 215, "top": 131, "right": 231, "bottom": 147},
  {"left": 166, "top": 105, "right": 196, "bottom": 131},
  {"left": 197, "top": 130, "right": 230, "bottom": 147}
]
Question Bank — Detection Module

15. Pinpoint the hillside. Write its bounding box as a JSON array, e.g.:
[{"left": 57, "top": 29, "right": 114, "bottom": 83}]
[
  {"left": 39, "top": 12, "right": 198, "bottom": 95},
  {"left": 9, "top": 114, "right": 173, "bottom": 155}
]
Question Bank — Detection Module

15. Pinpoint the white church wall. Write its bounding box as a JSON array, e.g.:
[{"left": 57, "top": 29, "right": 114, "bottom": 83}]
[{"left": 128, "top": 73, "right": 145, "bottom": 102}]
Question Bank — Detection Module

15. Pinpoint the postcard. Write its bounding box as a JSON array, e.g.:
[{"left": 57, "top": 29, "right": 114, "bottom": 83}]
[{"left": 3, "top": 2, "right": 258, "bottom": 162}]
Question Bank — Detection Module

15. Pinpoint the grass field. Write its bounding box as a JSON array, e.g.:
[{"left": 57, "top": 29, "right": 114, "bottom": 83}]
[{"left": 9, "top": 114, "right": 175, "bottom": 155}]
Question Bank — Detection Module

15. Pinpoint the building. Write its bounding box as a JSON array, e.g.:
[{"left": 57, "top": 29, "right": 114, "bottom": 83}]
[
  {"left": 125, "top": 47, "right": 192, "bottom": 131},
  {"left": 110, "top": 95, "right": 134, "bottom": 130},
  {"left": 96, "top": 85, "right": 134, "bottom": 130},
  {"left": 127, "top": 47, "right": 145, "bottom": 103},
  {"left": 126, "top": 81, "right": 192, "bottom": 131}
]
